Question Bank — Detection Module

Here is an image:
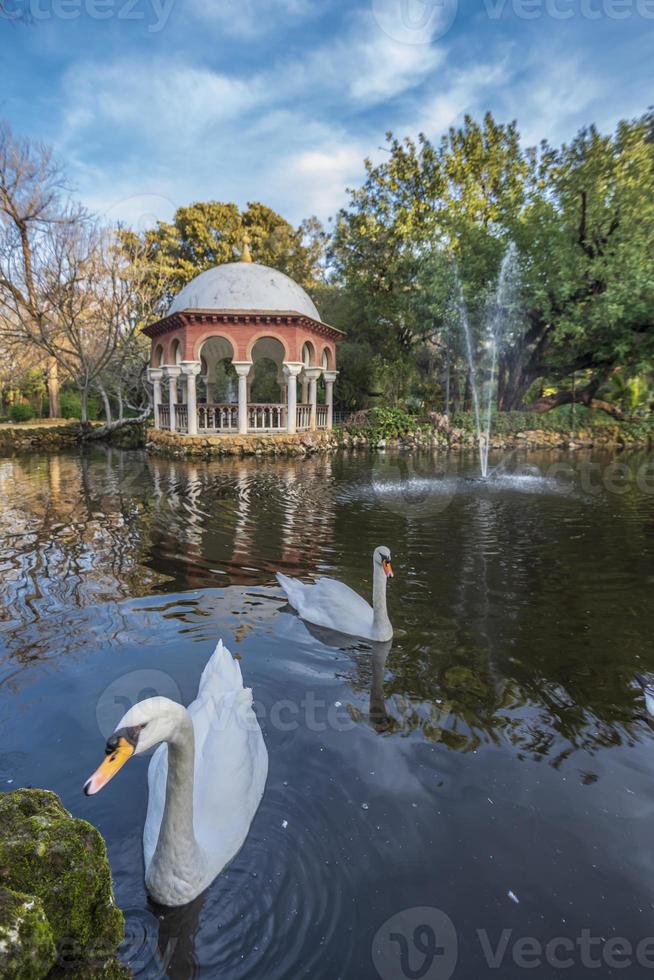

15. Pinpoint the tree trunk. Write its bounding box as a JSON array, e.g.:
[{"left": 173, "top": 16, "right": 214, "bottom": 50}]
[
  {"left": 528, "top": 383, "right": 624, "bottom": 419},
  {"left": 98, "top": 385, "right": 112, "bottom": 422},
  {"left": 79, "top": 387, "right": 89, "bottom": 424},
  {"left": 83, "top": 405, "right": 152, "bottom": 441},
  {"left": 47, "top": 358, "right": 60, "bottom": 418}
]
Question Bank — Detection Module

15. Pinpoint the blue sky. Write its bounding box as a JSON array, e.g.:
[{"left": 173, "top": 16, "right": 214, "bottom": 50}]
[{"left": 1, "top": 0, "right": 652, "bottom": 230}]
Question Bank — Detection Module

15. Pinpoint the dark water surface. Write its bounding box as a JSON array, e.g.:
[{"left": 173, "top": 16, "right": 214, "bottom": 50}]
[{"left": 2, "top": 447, "right": 654, "bottom": 979}]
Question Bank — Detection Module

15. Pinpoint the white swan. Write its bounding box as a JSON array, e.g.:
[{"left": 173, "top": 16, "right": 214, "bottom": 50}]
[
  {"left": 276, "top": 546, "right": 394, "bottom": 642},
  {"left": 83, "top": 640, "right": 268, "bottom": 907}
]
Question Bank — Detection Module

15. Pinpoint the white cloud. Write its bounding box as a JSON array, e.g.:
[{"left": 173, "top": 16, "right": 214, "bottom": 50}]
[
  {"left": 275, "top": 142, "right": 367, "bottom": 216},
  {"left": 279, "top": 7, "right": 444, "bottom": 107},
  {"left": 60, "top": 60, "right": 265, "bottom": 148},
  {"left": 500, "top": 55, "right": 604, "bottom": 148},
  {"left": 408, "top": 57, "right": 512, "bottom": 136},
  {"left": 188, "top": 0, "right": 315, "bottom": 38},
  {"left": 48, "top": 4, "right": 645, "bottom": 234}
]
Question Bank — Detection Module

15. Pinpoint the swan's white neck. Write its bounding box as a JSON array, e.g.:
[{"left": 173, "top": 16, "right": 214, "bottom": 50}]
[
  {"left": 371, "top": 559, "right": 392, "bottom": 641},
  {"left": 145, "top": 707, "right": 204, "bottom": 906}
]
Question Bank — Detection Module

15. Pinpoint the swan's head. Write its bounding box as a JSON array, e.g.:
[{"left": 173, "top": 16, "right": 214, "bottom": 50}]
[
  {"left": 374, "top": 546, "right": 394, "bottom": 579},
  {"left": 83, "top": 697, "right": 184, "bottom": 797}
]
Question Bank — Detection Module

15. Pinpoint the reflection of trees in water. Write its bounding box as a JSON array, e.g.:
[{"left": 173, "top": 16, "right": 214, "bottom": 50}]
[
  {"left": 0, "top": 448, "right": 338, "bottom": 646},
  {"left": 2, "top": 447, "right": 652, "bottom": 768},
  {"left": 342, "top": 629, "right": 645, "bottom": 769},
  {"left": 0, "top": 451, "right": 167, "bottom": 636}
]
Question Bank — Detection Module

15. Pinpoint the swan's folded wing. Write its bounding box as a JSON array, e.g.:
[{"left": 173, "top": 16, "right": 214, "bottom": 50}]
[
  {"left": 289, "top": 576, "right": 374, "bottom": 633},
  {"left": 190, "top": 684, "right": 268, "bottom": 861},
  {"left": 144, "top": 640, "right": 268, "bottom": 872}
]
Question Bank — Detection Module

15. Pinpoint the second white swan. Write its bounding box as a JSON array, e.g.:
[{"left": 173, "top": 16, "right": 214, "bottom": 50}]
[{"left": 276, "top": 546, "right": 394, "bottom": 642}]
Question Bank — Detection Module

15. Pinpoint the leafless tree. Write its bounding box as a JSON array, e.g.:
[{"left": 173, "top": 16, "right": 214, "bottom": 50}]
[{"left": 0, "top": 122, "right": 158, "bottom": 430}]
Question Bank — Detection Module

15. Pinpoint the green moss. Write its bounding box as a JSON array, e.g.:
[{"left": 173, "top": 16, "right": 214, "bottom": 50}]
[
  {"left": 0, "top": 885, "right": 57, "bottom": 980},
  {"left": 0, "top": 790, "right": 124, "bottom": 977}
]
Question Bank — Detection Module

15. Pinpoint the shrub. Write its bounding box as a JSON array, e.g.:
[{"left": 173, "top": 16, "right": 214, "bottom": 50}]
[
  {"left": 345, "top": 406, "right": 426, "bottom": 440},
  {"left": 8, "top": 403, "right": 34, "bottom": 423},
  {"left": 59, "top": 390, "right": 100, "bottom": 420}
]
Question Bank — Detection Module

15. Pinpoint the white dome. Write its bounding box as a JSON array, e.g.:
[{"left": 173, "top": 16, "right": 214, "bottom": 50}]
[{"left": 168, "top": 262, "right": 321, "bottom": 320}]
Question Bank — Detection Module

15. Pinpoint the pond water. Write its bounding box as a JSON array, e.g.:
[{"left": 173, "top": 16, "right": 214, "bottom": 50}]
[{"left": 1, "top": 447, "right": 654, "bottom": 979}]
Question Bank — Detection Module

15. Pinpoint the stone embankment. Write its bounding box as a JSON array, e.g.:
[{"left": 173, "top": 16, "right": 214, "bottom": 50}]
[
  {"left": 147, "top": 428, "right": 339, "bottom": 457},
  {"left": 0, "top": 421, "right": 84, "bottom": 451}
]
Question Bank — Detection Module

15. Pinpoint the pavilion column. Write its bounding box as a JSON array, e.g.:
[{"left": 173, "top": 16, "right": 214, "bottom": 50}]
[
  {"left": 233, "top": 362, "right": 253, "bottom": 435},
  {"left": 277, "top": 370, "right": 287, "bottom": 404},
  {"left": 304, "top": 368, "right": 322, "bottom": 431},
  {"left": 165, "top": 365, "right": 181, "bottom": 433},
  {"left": 323, "top": 371, "right": 339, "bottom": 430},
  {"left": 301, "top": 371, "right": 309, "bottom": 405},
  {"left": 181, "top": 362, "right": 202, "bottom": 436},
  {"left": 283, "top": 362, "right": 303, "bottom": 435},
  {"left": 148, "top": 368, "right": 164, "bottom": 429}
]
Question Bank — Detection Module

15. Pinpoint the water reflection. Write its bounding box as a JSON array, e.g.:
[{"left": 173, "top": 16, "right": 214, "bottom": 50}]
[
  {"left": 2, "top": 447, "right": 654, "bottom": 770},
  {"left": 3, "top": 447, "right": 654, "bottom": 977}
]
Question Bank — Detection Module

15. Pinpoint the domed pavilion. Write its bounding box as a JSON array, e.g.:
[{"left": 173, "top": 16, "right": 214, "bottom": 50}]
[{"left": 144, "top": 248, "right": 341, "bottom": 437}]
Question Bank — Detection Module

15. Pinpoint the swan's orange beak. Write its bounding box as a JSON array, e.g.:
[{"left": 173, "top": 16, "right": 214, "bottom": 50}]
[
  {"left": 83, "top": 736, "right": 134, "bottom": 796},
  {"left": 382, "top": 558, "right": 394, "bottom": 578}
]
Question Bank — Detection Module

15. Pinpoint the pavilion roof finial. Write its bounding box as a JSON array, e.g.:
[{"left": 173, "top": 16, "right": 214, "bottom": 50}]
[{"left": 241, "top": 233, "right": 253, "bottom": 263}]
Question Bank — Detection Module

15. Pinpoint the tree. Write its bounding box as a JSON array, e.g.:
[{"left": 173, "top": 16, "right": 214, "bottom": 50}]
[
  {"left": 0, "top": 122, "right": 72, "bottom": 417},
  {"left": 332, "top": 110, "right": 654, "bottom": 413},
  {"left": 507, "top": 113, "right": 654, "bottom": 410},
  {"left": 331, "top": 114, "right": 528, "bottom": 405},
  {"left": 0, "top": 122, "right": 153, "bottom": 426},
  {"left": 120, "top": 201, "right": 327, "bottom": 316}
]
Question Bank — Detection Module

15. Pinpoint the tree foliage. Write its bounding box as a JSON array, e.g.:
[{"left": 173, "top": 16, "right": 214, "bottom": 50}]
[
  {"left": 332, "top": 110, "right": 654, "bottom": 412},
  {"left": 120, "top": 201, "right": 327, "bottom": 318}
]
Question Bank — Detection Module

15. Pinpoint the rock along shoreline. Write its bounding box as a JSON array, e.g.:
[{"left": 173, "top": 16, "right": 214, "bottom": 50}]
[{"left": 0, "top": 418, "right": 651, "bottom": 458}]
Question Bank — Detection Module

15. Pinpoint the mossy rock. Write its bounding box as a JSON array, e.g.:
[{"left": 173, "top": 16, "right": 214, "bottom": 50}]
[
  {"left": 0, "top": 885, "right": 57, "bottom": 979},
  {"left": 0, "top": 789, "right": 126, "bottom": 978}
]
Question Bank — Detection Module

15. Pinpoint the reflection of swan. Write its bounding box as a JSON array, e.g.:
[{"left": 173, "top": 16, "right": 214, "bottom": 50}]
[
  {"left": 635, "top": 674, "right": 654, "bottom": 716},
  {"left": 84, "top": 641, "right": 268, "bottom": 907},
  {"left": 370, "top": 641, "right": 393, "bottom": 733},
  {"left": 152, "top": 891, "right": 205, "bottom": 979},
  {"left": 277, "top": 546, "right": 394, "bottom": 642}
]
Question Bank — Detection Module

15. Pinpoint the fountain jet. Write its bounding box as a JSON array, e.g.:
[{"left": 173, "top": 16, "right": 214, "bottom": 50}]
[{"left": 456, "top": 243, "right": 519, "bottom": 479}]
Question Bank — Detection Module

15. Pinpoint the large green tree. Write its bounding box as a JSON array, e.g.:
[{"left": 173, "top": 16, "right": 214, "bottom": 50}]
[
  {"left": 332, "top": 111, "right": 654, "bottom": 413},
  {"left": 121, "top": 201, "right": 327, "bottom": 319}
]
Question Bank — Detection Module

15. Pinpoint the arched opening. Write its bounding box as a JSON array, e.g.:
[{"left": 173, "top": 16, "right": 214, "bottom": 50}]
[
  {"left": 153, "top": 344, "right": 164, "bottom": 367},
  {"left": 250, "top": 337, "right": 286, "bottom": 403},
  {"left": 302, "top": 341, "right": 316, "bottom": 367},
  {"left": 170, "top": 339, "right": 182, "bottom": 366},
  {"left": 321, "top": 347, "right": 333, "bottom": 370},
  {"left": 199, "top": 336, "right": 237, "bottom": 404}
]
